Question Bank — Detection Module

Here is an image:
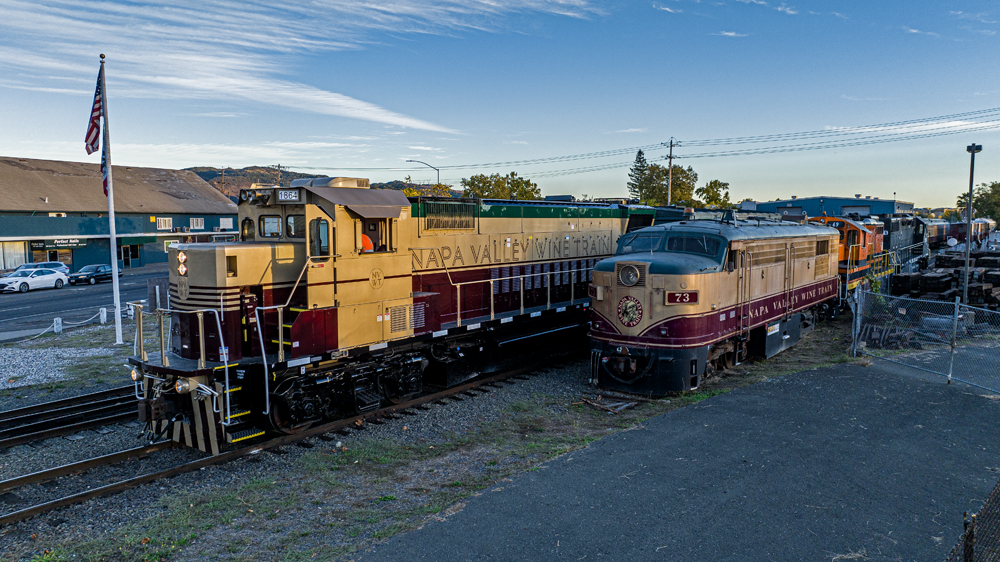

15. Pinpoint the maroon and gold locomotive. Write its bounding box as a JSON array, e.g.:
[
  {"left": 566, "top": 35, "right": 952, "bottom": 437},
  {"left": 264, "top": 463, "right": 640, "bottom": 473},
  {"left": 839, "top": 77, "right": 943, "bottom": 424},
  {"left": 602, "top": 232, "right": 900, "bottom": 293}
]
[{"left": 129, "top": 178, "right": 655, "bottom": 453}]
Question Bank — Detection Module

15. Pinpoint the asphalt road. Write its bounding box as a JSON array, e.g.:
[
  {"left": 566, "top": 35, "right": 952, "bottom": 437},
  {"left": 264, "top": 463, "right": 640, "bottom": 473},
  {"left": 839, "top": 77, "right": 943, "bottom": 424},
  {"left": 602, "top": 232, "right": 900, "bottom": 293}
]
[
  {"left": 359, "top": 362, "right": 1000, "bottom": 562},
  {"left": 0, "top": 265, "right": 167, "bottom": 335}
]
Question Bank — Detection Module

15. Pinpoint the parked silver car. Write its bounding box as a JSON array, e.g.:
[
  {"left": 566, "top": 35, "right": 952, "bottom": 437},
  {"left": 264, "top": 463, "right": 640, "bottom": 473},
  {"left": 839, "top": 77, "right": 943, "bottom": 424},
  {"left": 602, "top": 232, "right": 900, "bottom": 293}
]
[
  {"left": 0, "top": 269, "right": 69, "bottom": 292},
  {"left": 1, "top": 261, "right": 70, "bottom": 277}
]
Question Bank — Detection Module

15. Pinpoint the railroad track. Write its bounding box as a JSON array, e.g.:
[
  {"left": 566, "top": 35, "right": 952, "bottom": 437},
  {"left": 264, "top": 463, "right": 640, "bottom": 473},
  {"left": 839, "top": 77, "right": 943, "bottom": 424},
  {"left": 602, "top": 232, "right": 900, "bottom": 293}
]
[
  {"left": 0, "top": 385, "right": 136, "bottom": 450},
  {"left": 0, "top": 365, "right": 545, "bottom": 527}
]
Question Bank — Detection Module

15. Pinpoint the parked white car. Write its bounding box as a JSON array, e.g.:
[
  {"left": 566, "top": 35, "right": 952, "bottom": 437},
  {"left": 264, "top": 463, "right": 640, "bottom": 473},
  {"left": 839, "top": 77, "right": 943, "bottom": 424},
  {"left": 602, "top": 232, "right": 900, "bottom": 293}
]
[{"left": 0, "top": 269, "right": 69, "bottom": 293}]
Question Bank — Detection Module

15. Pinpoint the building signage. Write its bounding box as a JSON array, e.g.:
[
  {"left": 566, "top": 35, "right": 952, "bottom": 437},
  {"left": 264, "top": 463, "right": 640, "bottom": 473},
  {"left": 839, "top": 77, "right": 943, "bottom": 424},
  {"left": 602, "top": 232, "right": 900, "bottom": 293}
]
[{"left": 36, "top": 239, "right": 87, "bottom": 249}]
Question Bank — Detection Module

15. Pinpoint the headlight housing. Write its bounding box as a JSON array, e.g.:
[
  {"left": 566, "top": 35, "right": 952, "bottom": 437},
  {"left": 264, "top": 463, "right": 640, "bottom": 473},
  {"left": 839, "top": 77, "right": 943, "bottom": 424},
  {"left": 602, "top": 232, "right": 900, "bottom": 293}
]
[
  {"left": 177, "top": 251, "right": 187, "bottom": 264},
  {"left": 130, "top": 368, "right": 141, "bottom": 381},
  {"left": 619, "top": 265, "right": 640, "bottom": 287},
  {"left": 177, "top": 263, "right": 188, "bottom": 276},
  {"left": 175, "top": 378, "right": 193, "bottom": 394}
]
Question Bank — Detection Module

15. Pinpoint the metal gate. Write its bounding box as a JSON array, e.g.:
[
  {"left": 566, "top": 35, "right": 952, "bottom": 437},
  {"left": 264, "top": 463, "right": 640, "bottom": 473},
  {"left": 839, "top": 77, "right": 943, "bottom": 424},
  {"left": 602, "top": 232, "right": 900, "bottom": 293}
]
[{"left": 852, "top": 290, "right": 1000, "bottom": 393}]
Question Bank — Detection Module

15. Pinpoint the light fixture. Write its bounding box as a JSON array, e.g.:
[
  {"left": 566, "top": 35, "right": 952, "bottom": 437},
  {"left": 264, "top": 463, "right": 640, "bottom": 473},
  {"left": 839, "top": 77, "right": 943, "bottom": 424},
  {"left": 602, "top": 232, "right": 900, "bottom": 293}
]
[
  {"left": 177, "top": 263, "right": 188, "bottom": 276},
  {"left": 175, "top": 378, "right": 193, "bottom": 394},
  {"left": 177, "top": 251, "right": 187, "bottom": 263},
  {"left": 131, "top": 368, "right": 141, "bottom": 381},
  {"left": 619, "top": 265, "right": 640, "bottom": 286}
]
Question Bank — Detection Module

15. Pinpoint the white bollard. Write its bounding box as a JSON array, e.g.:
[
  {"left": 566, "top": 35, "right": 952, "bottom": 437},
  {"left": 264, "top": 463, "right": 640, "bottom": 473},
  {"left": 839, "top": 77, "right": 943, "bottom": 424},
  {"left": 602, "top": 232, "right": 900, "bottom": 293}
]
[
  {"left": 125, "top": 306, "right": 134, "bottom": 320},
  {"left": 53, "top": 317, "right": 62, "bottom": 333},
  {"left": 100, "top": 308, "right": 107, "bottom": 324},
  {"left": 155, "top": 286, "right": 161, "bottom": 310}
]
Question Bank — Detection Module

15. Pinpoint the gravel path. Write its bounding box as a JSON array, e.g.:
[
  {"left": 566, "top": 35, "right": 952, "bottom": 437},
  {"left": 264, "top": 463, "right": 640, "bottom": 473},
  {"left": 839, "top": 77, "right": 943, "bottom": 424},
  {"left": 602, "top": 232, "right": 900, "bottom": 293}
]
[{"left": 0, "top": 358, "right": 601, "bottom": 561}]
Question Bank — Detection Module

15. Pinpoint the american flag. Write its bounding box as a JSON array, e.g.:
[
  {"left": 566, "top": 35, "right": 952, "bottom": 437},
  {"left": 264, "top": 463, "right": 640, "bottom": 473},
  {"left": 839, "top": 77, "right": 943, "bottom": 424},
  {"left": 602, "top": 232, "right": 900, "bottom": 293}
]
[{"left": 85, "top": 66, "right": 103, "bottom": 155}]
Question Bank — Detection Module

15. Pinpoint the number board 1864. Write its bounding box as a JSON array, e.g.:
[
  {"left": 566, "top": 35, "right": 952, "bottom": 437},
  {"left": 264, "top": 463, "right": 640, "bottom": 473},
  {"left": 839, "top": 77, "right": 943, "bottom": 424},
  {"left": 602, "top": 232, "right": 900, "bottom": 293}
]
[{"left": 666, "top": 291, "right": 698, "bottom": 305}]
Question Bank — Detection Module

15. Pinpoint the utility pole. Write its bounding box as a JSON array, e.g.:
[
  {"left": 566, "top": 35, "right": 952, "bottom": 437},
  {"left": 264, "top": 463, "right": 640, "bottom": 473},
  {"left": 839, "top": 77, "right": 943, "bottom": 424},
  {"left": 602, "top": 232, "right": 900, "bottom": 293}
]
[
  {"left": 666, "top": 138, "right": 675, "bottom": 206},
  {"left": 221, "top": 167, "right": 226, "bottom": 194},
  {"left": 276, "top": 164, "right": 282, "bottom": 186},
  {"left": 964, "top": 143, "right": 983, "bottom": 305}
]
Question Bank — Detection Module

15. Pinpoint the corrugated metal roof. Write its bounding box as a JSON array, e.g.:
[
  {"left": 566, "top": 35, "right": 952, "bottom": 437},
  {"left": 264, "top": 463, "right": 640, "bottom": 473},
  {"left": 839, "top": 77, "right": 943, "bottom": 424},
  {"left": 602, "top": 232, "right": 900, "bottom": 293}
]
[{"left": 0, "top": 156, "right": 237, "bottom": 214}]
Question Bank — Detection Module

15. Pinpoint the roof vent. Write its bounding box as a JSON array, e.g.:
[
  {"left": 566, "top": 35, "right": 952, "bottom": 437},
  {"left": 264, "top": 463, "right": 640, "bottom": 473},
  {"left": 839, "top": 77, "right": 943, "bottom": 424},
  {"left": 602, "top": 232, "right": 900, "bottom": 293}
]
[
  {"left": 43, "top": 197, "right": 48, "bottom": 204},
  {"left": 866, "top": 196, "right": 871, "bottom": 199},
  {"left": 791, "top": 195, "right": 797, "bottom": 199},
  {"left": 855, "top": 194, "right": 862, "bottom": 198}
]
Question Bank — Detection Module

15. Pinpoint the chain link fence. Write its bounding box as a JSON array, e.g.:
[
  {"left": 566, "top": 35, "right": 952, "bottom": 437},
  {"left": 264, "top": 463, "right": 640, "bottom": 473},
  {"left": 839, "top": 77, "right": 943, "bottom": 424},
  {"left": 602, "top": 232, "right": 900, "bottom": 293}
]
[
  {"left": 853, "top": 290, "right": 1000, "bottom": 393},
  {"left": 944, "top": 476, "right": 1000, "bottom": 562}
]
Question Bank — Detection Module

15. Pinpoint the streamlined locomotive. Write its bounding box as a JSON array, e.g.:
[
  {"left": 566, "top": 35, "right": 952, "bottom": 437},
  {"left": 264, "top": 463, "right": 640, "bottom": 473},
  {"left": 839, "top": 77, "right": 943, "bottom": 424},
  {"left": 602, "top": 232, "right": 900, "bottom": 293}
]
[
  {"left": 590, "top": 218, "right": 840, "bottom": 396},
  {"left": 129, "top": 178, "right": 654, "bottom": 454}
]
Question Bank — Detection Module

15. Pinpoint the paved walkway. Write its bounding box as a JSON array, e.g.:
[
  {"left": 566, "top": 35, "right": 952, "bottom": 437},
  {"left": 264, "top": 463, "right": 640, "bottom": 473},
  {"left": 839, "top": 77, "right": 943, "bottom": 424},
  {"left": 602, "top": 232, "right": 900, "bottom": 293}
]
[{"left": 359, "top": 362, "right": 1000, "bottom": 561}]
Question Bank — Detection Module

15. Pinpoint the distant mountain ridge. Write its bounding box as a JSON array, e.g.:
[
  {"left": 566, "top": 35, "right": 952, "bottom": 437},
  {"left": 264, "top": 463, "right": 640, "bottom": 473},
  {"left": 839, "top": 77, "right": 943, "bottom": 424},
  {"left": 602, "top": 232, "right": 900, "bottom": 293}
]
[{"left": 186, "top": 166, "right": 457, "bottom": 197}]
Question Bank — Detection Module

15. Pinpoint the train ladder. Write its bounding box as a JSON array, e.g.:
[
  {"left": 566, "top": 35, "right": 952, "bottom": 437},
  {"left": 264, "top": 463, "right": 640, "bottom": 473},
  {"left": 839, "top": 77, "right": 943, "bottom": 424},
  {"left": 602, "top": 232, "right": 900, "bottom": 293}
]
[{"left": 737, "top": 250, "right": 752, "bottom": 340}]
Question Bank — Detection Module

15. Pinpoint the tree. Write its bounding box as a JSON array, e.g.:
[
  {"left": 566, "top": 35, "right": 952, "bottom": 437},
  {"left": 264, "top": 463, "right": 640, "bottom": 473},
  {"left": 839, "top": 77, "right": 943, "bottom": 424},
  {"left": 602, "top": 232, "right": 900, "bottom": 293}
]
[
  {"left": 627, "top": 150, "right": 650, "bottom": 200},
  {"left": 942, "top": 209, "right": 963, "bottom": 223},
  {"left": 460, "top": 172, "right": 541, "bottom": 200},
  {"left": 696, "top": 180, "right": 732, "bottom": 208},
  {"left": 636, "top": 164, "right": 699, "bottom": 207}
]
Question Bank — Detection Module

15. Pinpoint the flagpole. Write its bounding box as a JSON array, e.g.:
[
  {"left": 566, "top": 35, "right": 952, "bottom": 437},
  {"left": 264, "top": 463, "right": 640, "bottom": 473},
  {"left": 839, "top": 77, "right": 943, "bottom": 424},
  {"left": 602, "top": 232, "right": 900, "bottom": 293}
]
[{"left": 100, "top": 54, "right": 124, "bottom": 345}]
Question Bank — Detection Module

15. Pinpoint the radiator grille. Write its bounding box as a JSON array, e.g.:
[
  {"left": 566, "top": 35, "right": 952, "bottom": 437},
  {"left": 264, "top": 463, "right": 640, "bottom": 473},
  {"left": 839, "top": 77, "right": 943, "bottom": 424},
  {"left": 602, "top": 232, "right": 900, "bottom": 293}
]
[
  {"left": 411, "top": 303, "right": 425, "bottom": 330},
  {"left": 390, "top": 305, "right": 409, "bottom": 333},
  {"left": 815, "top": 257, "right": 830, "bottom": 277}
]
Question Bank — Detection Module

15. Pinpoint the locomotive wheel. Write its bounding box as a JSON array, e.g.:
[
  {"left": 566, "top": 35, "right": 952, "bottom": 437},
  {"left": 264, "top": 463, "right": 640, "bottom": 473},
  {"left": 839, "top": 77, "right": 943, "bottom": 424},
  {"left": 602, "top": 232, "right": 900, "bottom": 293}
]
[
  {"left": 269, "top": 397, "right": 314, "bottom": 435},
  {"left": 380, "top": 376, "right": 421, "bottom": 405}
]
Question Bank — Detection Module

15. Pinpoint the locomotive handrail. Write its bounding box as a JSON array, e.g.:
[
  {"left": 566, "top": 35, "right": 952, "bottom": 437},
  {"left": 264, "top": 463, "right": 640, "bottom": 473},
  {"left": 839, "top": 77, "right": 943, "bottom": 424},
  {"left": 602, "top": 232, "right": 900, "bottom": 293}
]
[
  {"left": 450, "top": 264, "right": 595, "bottom": 325},
  {"left": 148, "top": 306, "right": 234, "bottom": 427}
]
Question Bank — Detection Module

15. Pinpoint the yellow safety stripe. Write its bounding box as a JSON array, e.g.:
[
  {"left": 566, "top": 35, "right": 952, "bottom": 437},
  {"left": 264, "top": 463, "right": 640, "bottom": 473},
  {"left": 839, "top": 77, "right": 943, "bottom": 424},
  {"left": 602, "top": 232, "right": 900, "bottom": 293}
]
[{"left": 231, "top": 431, "right": 265, "bottom": 443}]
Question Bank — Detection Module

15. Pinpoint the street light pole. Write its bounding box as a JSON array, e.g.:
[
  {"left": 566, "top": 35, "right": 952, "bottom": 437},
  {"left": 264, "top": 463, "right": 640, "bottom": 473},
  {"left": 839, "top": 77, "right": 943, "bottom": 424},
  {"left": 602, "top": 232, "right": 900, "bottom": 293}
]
[
  {"left": 406, "top": 159, "right": 440, "bottom": 186},
  {"left": 964, "top": 143, "right": 983, "bottom": 305}
]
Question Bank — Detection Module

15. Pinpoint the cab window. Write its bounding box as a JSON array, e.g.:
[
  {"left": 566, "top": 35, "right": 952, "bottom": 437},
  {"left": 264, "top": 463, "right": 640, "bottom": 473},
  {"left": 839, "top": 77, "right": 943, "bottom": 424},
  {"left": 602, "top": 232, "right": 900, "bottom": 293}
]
[
  {"left": 616, "top": 232, "right": 663, "bottom": 255},
  {"left": 665, "top": 234, "right": 724, "bottom": 258},
  {"left": 362, "top": 219, "right": 392, "bottom": 253},
  {"left": 310, "top": 218, "right": 330, "bottom": 256},
  {"left": 286, "top": 215, "right": 305, "bottom": 238},
  {"left": 241, "top": 218, "right": 255, "bottom": 242},
  {"left": 259, "top": 216, "right": 282, "bottom": 238}
]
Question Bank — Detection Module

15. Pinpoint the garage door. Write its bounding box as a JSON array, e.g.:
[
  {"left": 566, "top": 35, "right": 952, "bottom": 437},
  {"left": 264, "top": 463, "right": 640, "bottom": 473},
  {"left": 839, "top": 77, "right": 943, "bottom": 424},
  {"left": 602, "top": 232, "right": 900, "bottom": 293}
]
[{"left": 842, "top": 205, "right": 871, "bottom": 215}]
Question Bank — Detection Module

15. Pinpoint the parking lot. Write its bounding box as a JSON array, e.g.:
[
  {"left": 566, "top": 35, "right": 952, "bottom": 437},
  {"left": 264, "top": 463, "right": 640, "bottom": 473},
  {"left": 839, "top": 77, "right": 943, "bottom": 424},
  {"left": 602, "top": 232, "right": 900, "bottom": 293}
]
[{"left": 0, "top": 264, "right": 167, "bottom": 338}]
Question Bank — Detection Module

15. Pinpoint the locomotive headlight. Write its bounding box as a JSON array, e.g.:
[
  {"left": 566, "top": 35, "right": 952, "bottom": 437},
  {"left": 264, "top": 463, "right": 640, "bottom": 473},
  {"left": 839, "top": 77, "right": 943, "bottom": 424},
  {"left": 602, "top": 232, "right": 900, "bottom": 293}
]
[
  {"left": 619, "top": 265, "right": 640, "bottom": 287},
  {"left": 130, "top": 368, "right": 141, "bottom": 381},
  {"left": 175, "top": 377, "right": 194, "bottom": 394},
  {"left": 177, "top": 263, "right": 188, "bottom": 276},
  {"left": 177, "top": 251, "right": 187, "bottom": 264}
]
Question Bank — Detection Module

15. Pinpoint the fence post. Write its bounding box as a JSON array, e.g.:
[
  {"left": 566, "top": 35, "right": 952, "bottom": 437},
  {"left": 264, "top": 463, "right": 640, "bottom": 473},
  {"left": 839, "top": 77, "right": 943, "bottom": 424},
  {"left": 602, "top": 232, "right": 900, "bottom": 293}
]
[
  {"left": 948, "top": 296, "right": 960, "bottom": 385},
  {"left": 53, "top": 317, "right": 62, "bottom": 334},
  {"left": 100, "top": 307, "right": 107, "bottom": 324},
  {"left": 852, "top": 290, "right": 862, "bottom": 357},
  {"left": 964, "top": 511, "right": 976, "bottom": 562}
]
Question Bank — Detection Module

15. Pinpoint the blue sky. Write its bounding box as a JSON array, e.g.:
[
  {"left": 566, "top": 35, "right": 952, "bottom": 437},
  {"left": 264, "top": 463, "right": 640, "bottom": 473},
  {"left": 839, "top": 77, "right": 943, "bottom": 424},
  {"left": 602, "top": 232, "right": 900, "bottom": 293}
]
[{"left": 2, "top": 1, "right": 999, "bottom": 207}]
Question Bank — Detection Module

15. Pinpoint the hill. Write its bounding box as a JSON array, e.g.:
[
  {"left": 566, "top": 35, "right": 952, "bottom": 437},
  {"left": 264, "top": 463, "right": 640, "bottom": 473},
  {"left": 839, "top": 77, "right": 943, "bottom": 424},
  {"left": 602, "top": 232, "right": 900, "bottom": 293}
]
[{"left": 186, "top": 166, "right": 461, "bottom": 197}]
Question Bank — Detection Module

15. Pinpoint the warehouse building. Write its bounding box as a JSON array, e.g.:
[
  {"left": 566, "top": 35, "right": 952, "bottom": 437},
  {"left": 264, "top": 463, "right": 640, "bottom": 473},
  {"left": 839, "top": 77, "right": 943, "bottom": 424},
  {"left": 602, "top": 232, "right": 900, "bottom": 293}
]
[
  {"left": 0, "top": 156, "right": 237, "bottom": 272},
  {"left": 752, "top": 194, "right": 914, "bottom": 218}
]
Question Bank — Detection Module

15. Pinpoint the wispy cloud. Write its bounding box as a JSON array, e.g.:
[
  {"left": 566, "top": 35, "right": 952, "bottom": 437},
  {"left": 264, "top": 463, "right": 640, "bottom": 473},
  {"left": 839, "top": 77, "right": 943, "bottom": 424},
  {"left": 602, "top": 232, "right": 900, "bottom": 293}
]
[
  {"left": 0, "top": 0, "right": 601, "bottom": 133},
  {"left": 808, "top": 11, "right": 848, "bottom": 19},
  {"left": 714, "top": 31, "right": 749, "bottom": 37},
  {"left": 841, "top": 95, "right": 890, "bottom": 102},
  {"left": 611, "top": 128, "right": 648, "bottom": 133},
  {"left": 775, "top": 4, "right": 797, "bottom": 15},
  {"left": 408, "top": 146, "right": 443, "bottom": 151},
  {"left": 736, "top": 0, "right": 768, "bottom": 5},
  {"left": 903, "top": 26, "right": 939, "bottom": 37},
  {"left": 655, "top": 5, "right": 683, "bottom": 14},
  {"left": 950, "top": 11, "right": 997, "bottom": 24},
  {"left": 505, "top": 140, "right": 530, "bottom": 145}
]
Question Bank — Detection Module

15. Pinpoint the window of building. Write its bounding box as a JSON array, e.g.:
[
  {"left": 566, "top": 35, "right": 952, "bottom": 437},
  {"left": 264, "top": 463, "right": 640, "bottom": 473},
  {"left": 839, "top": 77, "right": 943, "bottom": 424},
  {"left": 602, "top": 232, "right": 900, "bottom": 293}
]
[
  {"left": 219, "top": 217, "right": 234, "bottom": 230},
  {"left": 310, "top": 218, "right": 329, "bottom": 256},
  {"left": 156, "top": 217, "right": 173, "bottom": 230},
  {"left": 190, "top": 217, "right": 205, "bottom": 230},
  {"left": 816, "top": 240, "right": 830, "bottom": 255},
  {"left": 259, "top": 216, "right": 281, "bottom": 238},
  {"left": 286, "top": 215, "right": 306, "bottom": 238}
]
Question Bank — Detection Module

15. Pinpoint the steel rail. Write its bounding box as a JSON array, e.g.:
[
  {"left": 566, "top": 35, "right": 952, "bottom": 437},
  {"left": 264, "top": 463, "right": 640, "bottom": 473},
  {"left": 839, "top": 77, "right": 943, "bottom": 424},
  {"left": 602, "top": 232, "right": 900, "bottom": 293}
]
[
  {"left": 0, "top": 412, "right": 137, "bottom": 450},
  {"left": 0, "top": 358, "right": 557, "bottom": 527},
  {"left": 0, "top": 385, "right": 133, "bottom": 422},
  {"left": 0, "top": 442, "right": 173, "bottom": 495},
  {"left": 0, "top": 397, "right": 136, "bottom": 434}
]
